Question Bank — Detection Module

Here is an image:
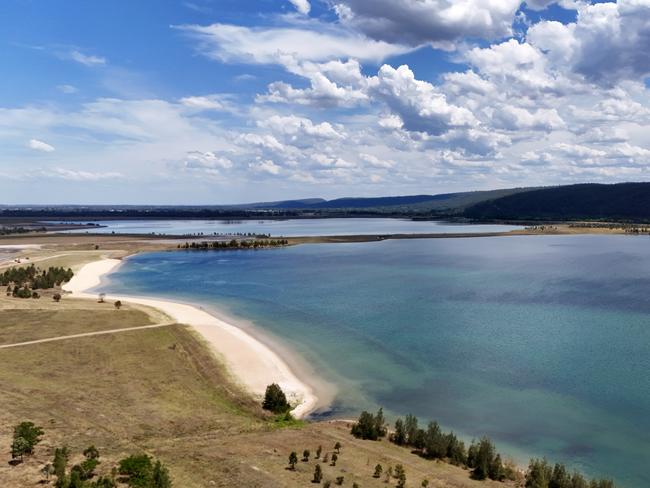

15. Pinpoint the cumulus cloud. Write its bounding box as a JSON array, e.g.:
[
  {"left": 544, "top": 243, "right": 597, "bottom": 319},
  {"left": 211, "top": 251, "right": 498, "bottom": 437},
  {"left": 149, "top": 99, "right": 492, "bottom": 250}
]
[
  {"left": 527, "top": 1, "right": 650, "bottom": 85},
  {"left": 28, "top": 139, "right": 55, "bottom": 152},
  {"left": 369, "top": 64, "right": 479, "bottom": 135},
  {"left": 332, "top": 0, "right": 523, "bottom": 48}
]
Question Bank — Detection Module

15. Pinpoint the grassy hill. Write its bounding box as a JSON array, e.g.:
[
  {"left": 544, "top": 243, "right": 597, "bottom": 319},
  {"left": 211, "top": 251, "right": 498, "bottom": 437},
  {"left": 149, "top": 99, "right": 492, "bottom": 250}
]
[{"left": 463, "top": 183, "right": 650, "bottom": 222}]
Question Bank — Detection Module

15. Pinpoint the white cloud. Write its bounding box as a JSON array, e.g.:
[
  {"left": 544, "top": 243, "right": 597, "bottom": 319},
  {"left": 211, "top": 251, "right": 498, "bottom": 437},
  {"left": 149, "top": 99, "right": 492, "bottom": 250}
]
[
  {"left": 177, "top": 22, "right": 410, "bottom": 65},
  {"left": 289, "top": 0, "right": 311, "bottom": 14},
  {"left": 67, "top": 49, "right": 106, "bottom": 66},
  {"left": 28, "top": 139, "right": 55, "bottom": 152},
  {"left": 46, "top": 168, "right": 122, "bottom": 181},
  {"left": 369, "top": 64, "right": 479, "bottom": 135},
  {"left": 250, "top": 159, "right": 281, "bottom": 175},
  {"left": 184, "top": 151, "right": 233, "bottom": 171},
  {"left": 180, "top": 94, "right": 231, "bottom": 111},
  {"left": 57, "top": 84, "right": 78, "bottom": 94},
  {"left": 527, "top": 1, "right": 650, "bottom": 85}
]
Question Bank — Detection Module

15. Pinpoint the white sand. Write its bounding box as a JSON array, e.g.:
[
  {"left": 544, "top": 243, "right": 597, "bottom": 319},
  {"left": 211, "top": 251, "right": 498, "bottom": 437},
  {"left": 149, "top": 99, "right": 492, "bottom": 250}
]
[{"left": 63, "top": 258, "right": 318, "bottom": 418}]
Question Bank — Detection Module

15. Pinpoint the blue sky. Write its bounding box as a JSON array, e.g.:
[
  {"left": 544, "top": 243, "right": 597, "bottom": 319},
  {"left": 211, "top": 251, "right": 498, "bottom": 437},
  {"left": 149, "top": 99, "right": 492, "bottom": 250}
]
[{"left": 1, "top": 0, "right": 649, "bottom": 204}]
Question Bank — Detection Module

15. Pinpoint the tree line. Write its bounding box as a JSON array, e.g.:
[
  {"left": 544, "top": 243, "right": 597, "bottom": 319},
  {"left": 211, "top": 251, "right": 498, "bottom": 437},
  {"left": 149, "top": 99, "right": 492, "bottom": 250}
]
[
  {"left": 350, "top": 410, "right": 617, "bottom": 487},
  {"left": 0, "top": 226, "right": 46, "bottom": 235},
  {"left": 1, "top": 264, "right": 74, "bottom": 289},
  {"left": 9, "top": 421, "right": 171, "bottom": 487},
  {"left": 178, "top": 239, "right": 289, "bottom": 250}
]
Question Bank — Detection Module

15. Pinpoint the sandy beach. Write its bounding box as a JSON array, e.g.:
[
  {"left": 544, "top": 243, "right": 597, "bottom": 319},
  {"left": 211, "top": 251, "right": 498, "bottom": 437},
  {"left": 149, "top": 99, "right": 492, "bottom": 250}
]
[{"left": 63, "top": 258, "right": 318, "bottom": 419}]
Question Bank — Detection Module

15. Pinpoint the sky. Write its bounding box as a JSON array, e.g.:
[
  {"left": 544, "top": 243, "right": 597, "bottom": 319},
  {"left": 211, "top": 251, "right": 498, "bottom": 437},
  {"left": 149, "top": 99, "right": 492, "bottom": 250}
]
[{"left": 1, "top": 0, "right": 650, "bottom": 204}]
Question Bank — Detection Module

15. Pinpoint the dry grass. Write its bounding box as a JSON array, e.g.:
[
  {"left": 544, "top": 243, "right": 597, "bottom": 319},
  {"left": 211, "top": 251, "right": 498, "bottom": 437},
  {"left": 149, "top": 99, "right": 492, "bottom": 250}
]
[{"left": 0, "top": 302, "right": 517, "bottom": 488}]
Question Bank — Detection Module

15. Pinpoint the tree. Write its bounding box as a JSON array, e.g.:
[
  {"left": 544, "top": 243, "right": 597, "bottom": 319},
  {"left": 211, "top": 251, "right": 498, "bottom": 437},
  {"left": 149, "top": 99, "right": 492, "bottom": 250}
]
[
  {"left": 11, "top": 436, "right": 30, "bottom": 462},
  {"left": 118, "top": 453, "right": 153, "bottom": 487},
  {"left": 471, "top": 437, "right": 497, "bottom": 480},
  {"left": 98, "top": 293, "right": 106, "bottom": 303},
  {"left": 53, "top": 447, "right": 70, "bottom": 480},
  {"left": 152, "top": 460, "right": 172, "bottom": 488},
  {"left": 313, "top": 464, "right": 323, "bottom": 483},
  {"left": 316, "top": 445, "right": 322, "bottom": 459},
  {"left": 526, "top": 458, "right": 552, "bottom": 488},
  {"left": 373, "top": 464, "right": 383, "bottom": 478},
  {"left": 421, "top": 479, "right": 429, "bottom": 487},
  {"left": 42, "top": 463, "right": 53, "bottom": 481},
  {"left": 53, "top": 293, "right": 62, "bottom": 302},
  {"left": 114, "top": 300, "right": 122, "bottom": 310},
  {"left": 331, "top": 453, "right": 338, "bottom": 466},
  {"left": 12, "top": 421, "right": 44, "bottom": 460},
  {"left": 489, "top": 453, "right": 504, "bottom": 481},
  {"left": 351, "top": 410, "right": 386, "bottom": 440},
  {"left": 335, "top": 476, "right": 344, "bottom": 485},
  {"left": 334, "top": 442, "right": 342, "bottom": 453},
  {"left": 303, "top": 449, "right": 311, "bottom": 462},
  {"left": 393, "top": 418, "right": 406, "bottom": 445},
  {"left": 288, "top": 451, "right": 298, "bottom": 470},
  {"left": 262, "top": 383, "right": 290, "bottom": 413}
]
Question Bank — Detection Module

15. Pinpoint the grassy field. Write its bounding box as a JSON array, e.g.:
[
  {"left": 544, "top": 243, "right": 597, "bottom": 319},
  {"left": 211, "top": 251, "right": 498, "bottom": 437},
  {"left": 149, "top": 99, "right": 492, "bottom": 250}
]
[{"left": 0, "top": 300, "right": 515, "bottom": 487}]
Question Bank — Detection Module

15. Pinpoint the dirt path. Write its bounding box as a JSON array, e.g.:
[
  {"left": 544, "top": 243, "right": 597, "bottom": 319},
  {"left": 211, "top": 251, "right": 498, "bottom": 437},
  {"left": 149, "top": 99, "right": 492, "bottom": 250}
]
[{"left": 0, "top": 321, "right": 175, "bottom": 349}]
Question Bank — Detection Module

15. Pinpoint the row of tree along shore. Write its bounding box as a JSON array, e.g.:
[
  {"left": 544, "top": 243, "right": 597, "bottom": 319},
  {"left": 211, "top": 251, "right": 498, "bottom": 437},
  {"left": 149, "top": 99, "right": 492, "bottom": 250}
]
[
  {"left": 351, "top": 409, "right": 616, "bottom": 488},
  {"left": 177, "top": 239, "right": 289, "bottom": 250}
]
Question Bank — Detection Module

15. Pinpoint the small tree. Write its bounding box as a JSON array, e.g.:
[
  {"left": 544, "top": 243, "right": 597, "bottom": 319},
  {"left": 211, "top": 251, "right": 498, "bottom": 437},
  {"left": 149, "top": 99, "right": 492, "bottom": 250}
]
[
  {"left": 114, "top": 300, "right": 122, "bottom": 310},
  {"left": 323, "top": 453, "right": 329, "bottom": 464},
  {"left": 335, "top": 476, "right": 344, "bottom": 485},
  {"left": 12, "top": 421, "right": 44, "bottom": 458},
  {"left": 263, "top": 383, "right": 290, "bottom": 413},
  {"left": 42, "top": 463, "right": 53, "bottom": 481},
  {"left": 289, "top": 451, "right": 298, "bottom": 470},
  {"left": 374, "top": 464, "right": 383, "bottom": 478},
  {"left": 316, "top": 445, "right": 322, "bottom": 459},
  {"left": 313, "top": 464, "right": 323, "bottom": 483},
  {"left": 421, "top": 479, "right": 429, "bottom": 487},
  {"left": 334, "top": 442, "right": 342, "bottom": 453},
  {"left": 53, "top": 446, "right": 70, "bottom": 480},
  {"left": 11, "top": 437, "right": 30, "bottom": 462},
  {"left": 331, "top": 453, "right": 338, "bottom": 466},
  {"left": 303, "top": 449, "right": 311, "bottom": 462},
  {"left": 152, "top": 460, "right": 172, "bottom": 488},
  {"left": 98, "top": 293, "right": 106, "bottom": 303},
  {"left": 53, "top": 293, "right": 62, "bottom": 302}
]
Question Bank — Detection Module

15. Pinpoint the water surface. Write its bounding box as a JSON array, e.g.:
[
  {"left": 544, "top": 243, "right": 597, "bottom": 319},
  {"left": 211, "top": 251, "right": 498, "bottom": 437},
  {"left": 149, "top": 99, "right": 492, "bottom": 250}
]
[
  {"left": 52, "top": 218, "right": 520, "bottom": 236},
  {"left": 101, "top": 235, "right": 650, "bottom": 487}
]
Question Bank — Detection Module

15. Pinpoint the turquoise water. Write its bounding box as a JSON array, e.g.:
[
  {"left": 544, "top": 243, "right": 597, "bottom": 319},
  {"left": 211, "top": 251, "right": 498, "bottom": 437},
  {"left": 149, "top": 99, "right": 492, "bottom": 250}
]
[
  {"left": 101, "top": 235, "right": 650, "bottom": 487},
  {"left": 51, "top": 218, "right": 521, "bottom": 236}
]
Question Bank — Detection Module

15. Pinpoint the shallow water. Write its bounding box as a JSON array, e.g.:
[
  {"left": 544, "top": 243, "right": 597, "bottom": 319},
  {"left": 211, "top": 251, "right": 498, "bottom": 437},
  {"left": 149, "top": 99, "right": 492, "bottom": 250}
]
[
  {"left": 101, "top": 235, "right": 650, "bottom": 487},
  {"left": 51, "top": 217, "right": 520, "bottom": 236}
]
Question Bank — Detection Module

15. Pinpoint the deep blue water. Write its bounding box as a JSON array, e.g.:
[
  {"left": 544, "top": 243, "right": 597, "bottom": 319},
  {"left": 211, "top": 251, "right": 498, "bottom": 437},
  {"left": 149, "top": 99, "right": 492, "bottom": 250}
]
[
  {"left": 100, "top": 235, "right": 650, "bottom": 487},
  {"left": 51, "top": 218, "right": 520, "bottom": 236}
]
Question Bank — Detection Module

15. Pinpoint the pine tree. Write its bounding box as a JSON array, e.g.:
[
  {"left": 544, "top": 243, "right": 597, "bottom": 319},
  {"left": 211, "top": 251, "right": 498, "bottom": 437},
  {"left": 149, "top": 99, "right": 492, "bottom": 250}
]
[{"left": 313, "top": 464, "right": 323, "bottom": 483}]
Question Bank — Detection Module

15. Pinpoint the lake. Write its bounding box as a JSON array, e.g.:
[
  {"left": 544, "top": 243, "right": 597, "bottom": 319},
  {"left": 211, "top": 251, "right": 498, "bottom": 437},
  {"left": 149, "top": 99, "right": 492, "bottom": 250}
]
[
  {"left": 100, "top": 234, "right": 650, "bottom": 487},
  {"left": 52, "top": 218, "right": 521, "bottom": 236}
]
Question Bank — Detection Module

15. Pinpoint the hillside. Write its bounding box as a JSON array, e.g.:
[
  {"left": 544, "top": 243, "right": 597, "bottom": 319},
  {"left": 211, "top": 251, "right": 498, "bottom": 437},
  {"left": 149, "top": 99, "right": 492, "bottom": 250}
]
[{"left": 464, "top": 183, "right": 650, "bottom": 222}]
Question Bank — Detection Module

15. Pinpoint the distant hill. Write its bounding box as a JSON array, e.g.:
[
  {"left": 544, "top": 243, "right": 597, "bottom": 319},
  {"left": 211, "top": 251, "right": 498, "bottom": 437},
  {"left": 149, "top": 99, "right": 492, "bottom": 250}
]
[{"left": 464, "top": 183, "right": 650, "bottom": 222}]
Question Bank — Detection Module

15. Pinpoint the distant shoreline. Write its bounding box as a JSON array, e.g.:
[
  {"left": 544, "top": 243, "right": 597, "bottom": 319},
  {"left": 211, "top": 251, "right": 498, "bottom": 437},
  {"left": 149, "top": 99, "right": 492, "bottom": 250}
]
[{"left": 62, "top": 257, "right": 325, "bottom": 419}]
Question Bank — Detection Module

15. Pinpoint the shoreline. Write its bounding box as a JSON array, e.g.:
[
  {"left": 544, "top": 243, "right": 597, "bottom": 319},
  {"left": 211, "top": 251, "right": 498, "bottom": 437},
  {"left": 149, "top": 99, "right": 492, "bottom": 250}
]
[{"left": 62, "top": 257, "right": 322, "bottom": 419}]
